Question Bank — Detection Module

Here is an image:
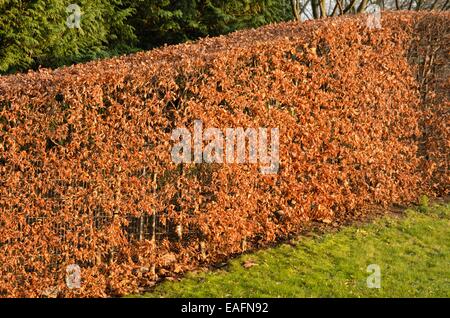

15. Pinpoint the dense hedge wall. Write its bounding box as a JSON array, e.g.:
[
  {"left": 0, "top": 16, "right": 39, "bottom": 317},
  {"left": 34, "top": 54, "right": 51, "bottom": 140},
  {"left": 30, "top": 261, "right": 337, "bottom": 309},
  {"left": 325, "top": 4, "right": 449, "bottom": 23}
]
[{"left": 0, "top": 11, "right": 448, "bottom": 297}]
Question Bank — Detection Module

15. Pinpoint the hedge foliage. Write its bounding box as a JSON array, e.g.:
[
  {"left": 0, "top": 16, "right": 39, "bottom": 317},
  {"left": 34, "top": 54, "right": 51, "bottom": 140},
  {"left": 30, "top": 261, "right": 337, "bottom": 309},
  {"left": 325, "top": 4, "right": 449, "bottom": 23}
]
[{"left": 0, "top": 11, "right": 448, "bottom": 297}]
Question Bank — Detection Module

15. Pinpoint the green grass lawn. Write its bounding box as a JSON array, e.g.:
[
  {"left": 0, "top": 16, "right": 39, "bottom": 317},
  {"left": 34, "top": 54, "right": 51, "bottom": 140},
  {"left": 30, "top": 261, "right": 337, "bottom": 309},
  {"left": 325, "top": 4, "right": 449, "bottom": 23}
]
[{"left": 136, "top": 202, "right": 450, "bottom": 298}]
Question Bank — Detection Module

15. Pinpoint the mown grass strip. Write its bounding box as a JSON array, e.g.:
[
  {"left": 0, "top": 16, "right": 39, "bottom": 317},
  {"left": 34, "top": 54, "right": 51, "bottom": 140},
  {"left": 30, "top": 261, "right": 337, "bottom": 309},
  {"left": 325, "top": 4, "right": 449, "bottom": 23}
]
[{"left": 135, "top": 202, "right": 450, "bottom": 298}]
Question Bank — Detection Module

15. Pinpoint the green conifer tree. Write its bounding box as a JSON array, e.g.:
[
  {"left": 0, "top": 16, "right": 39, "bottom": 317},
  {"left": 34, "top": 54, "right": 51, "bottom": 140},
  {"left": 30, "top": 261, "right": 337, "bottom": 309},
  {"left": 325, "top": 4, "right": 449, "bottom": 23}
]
[{"left": 0, "top": 0, "right": 136, "bottom": 73}]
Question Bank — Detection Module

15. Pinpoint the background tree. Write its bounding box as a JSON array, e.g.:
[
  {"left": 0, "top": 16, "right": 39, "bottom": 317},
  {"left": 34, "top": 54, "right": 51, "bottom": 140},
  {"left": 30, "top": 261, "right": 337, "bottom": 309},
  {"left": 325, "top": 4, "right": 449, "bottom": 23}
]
[
  {"left": 291, "top": 0, "right": 448, "bottom": 20},
  {"left": 1, "top": 0, "right": 448, "bottom": 74},
  {"left": 0, "top": 0, "right": 136, "bottom": 73},
  {"left": 126, "top": 0, "right": 293, "bottom": 50}
]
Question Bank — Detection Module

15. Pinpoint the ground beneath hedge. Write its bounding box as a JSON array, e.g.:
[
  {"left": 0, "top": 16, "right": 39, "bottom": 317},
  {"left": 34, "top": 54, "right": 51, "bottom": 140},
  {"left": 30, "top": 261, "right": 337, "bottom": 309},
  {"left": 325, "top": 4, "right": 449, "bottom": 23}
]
[{"left": 132, "top": 201, "right": 450, "bottom": 298}]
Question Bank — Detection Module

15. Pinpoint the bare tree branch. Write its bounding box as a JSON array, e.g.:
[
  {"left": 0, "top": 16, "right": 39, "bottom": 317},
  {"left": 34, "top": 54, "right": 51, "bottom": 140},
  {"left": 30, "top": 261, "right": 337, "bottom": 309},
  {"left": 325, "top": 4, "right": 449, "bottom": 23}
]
[
  {"left": 416, "top": 0, "right": 423, "bottom": 10},
  {"left": 331, "top": 2, "right": 339, "bottom": 16},
  {"left": 301, "top": 0, "right": 312, "bottom": 15},
  {"left": 430, "top": 0, "right": 439, "bottom": 10},
  {"left": 319, "top": 0, "right": 328, "bottom": 17},
  {"left": 357, "top": 0, "right": 369, "bottom": 12},
  {"left": 291, "top": 0, "right": 302, "bottom": 21},
  {"left": 311, "top": 0, "right": 321, "bottom": 18},
  {"left": 343, "top": 0, "right": 358, "bottom": 13},
  {"left": 337, "top": 0, "right": 344, "bottom": 14}
]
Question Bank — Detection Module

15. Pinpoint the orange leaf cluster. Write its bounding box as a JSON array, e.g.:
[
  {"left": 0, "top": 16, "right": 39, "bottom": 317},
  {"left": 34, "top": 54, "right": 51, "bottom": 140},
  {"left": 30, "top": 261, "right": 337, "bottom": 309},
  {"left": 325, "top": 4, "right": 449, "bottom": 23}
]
[{"left": 0, "top": 11, "right": 448, "bottom": 297}]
